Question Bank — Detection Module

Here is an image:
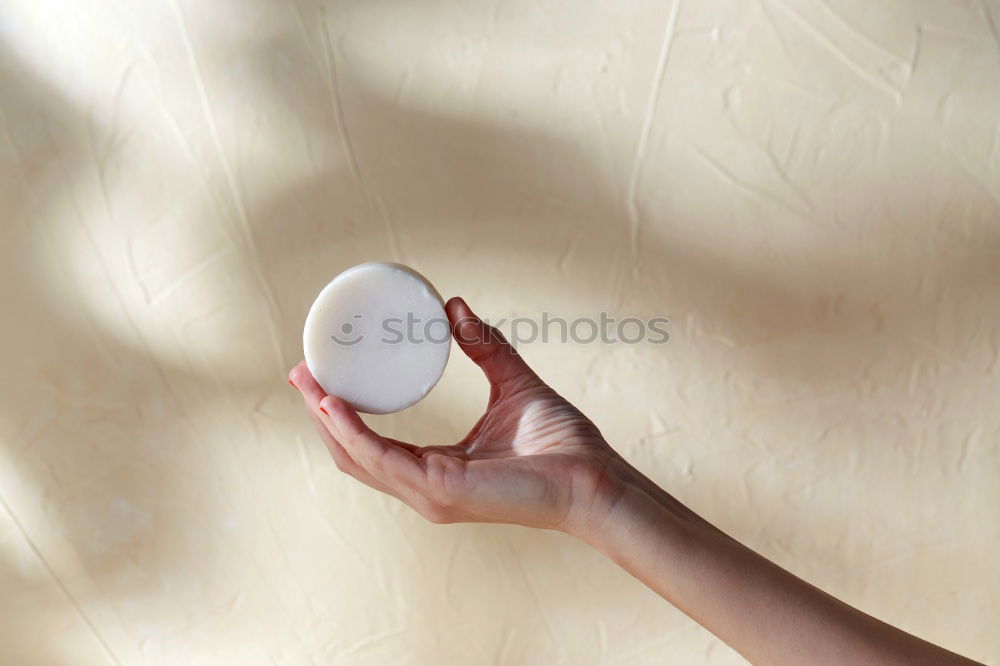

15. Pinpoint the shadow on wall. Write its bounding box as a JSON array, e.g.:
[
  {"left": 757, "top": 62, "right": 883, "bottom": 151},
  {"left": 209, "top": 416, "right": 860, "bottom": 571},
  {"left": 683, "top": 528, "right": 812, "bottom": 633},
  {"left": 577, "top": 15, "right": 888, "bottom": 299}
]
[
  {"left": 245, "top": 2, "right": 1000, "bottom": 403},
  {"left": 2, "top": 0, "right": 999, "bottom": 662},
  {"left": 0, "top": 39, "right": 255, "bottom": 664}
]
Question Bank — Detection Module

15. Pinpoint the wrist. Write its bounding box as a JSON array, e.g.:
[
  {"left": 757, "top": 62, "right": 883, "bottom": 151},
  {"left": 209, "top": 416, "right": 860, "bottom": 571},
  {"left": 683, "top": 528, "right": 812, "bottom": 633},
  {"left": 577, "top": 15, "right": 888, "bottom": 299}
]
[
  {"left": 563, "top": 453, "right": 662, "bottom": 544},
  {"left": 564, "top": 453, "right": 709, "bottom": 556}
]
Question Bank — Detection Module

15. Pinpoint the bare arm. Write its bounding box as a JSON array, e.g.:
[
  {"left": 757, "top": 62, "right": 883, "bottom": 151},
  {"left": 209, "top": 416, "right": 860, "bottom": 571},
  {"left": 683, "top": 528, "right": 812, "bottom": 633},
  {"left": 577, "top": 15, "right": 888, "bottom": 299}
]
[{"left": 576, "top": 457, "right": 980, "bottom": 665}]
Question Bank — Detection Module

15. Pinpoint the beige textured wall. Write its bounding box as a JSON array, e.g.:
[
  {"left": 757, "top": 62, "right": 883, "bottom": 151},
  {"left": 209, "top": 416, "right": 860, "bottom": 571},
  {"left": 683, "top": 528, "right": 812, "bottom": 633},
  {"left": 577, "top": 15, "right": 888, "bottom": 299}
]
[{"left": 2, "top": 1, "right": 999, "bottom": 664}]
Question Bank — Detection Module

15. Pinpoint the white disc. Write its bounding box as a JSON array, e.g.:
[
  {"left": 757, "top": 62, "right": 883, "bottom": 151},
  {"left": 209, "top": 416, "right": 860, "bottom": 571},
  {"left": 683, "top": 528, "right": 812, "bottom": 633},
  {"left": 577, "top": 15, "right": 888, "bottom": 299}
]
[{"left": 303, "top": 262, "right": 451, "bottom": 414}]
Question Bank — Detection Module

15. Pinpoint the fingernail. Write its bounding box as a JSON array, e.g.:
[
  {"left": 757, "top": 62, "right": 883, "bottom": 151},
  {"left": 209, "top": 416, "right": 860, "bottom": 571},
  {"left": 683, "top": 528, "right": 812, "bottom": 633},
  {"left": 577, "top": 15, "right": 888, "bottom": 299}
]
[
  {"left": 319, "top": 406, "right": 329, "bottom": 415},
  {"left": 289, "top": 379, "right": 297, "bottom": 390}
]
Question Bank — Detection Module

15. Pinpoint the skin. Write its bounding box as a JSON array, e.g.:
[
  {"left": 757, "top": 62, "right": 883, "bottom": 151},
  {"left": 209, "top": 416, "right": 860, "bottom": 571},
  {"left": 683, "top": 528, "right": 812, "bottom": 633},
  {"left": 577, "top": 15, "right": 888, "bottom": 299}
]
[{"left": 289, "top": 297, "right": 983, "bottom": 666}]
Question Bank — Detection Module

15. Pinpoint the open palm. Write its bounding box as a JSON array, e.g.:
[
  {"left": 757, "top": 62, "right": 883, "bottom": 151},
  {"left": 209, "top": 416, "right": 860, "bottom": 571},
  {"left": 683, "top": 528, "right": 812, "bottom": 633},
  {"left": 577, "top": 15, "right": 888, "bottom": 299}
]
[{"left": 290, "top": 297, "right": 622, "bottom": 532}]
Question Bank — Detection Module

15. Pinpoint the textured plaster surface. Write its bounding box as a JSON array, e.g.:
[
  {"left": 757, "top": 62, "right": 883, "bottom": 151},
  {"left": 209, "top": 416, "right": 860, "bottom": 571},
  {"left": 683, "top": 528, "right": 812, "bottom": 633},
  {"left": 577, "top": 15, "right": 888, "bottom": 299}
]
[{"left": 1, "top": 0, "right": 998, "bottom": 664}]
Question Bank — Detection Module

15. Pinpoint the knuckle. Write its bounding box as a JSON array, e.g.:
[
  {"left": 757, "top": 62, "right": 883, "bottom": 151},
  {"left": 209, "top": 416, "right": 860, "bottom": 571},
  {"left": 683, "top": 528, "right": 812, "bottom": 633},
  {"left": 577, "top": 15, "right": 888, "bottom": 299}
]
[
  {"left": 424, "top": 456, "right": 462, "bottom": 504},
  {"left": 417, "top": 499, "right": 451, "bottom": 524},
  {"left": 472, "top": 340, "right": 505, "bottom": 365},
  {"left": 430, "top": 490, "right": 455, "bottom": 511},
  {"left": 366, "top": 449, "right": 389, "bottom": 475}
]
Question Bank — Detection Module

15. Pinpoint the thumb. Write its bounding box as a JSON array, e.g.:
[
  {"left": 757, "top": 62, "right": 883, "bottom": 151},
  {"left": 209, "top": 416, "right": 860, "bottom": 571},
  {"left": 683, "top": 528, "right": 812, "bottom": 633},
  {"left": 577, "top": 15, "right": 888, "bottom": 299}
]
[{"left": 445, "top": 297, "right": 540, "bottom": 392}]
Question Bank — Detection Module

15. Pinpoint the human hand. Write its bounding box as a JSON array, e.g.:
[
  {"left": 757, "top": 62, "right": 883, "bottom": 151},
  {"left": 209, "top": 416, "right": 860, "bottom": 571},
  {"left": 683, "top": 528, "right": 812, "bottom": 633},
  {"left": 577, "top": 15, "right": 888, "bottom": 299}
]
[
  {"left": 289, "top": 297, "right": 625, "bottom": 533},
  {"left": 290, "top": 300, "right": 984, "bottom": 665}
]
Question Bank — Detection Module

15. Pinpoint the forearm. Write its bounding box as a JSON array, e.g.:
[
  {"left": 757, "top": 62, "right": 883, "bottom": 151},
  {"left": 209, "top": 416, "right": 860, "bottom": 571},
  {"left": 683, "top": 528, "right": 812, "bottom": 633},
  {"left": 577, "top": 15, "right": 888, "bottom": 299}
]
[{"left": 572, "top": 457, "right": 980, "bottom": 666}]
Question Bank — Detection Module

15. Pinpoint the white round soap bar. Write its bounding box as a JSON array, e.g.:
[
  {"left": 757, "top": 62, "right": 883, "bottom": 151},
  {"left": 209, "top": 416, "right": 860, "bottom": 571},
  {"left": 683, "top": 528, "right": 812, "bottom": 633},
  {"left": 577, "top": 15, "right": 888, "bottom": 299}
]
[{"left": 303, "top": 262, "right": 451, "bottom": 414}]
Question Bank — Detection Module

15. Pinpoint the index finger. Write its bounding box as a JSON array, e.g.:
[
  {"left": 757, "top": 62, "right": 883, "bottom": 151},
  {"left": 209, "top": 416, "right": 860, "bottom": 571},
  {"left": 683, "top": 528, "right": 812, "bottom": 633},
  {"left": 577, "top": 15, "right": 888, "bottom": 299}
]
[{"left": 318, "top": 394, "right": 431, "bottom": 492}]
